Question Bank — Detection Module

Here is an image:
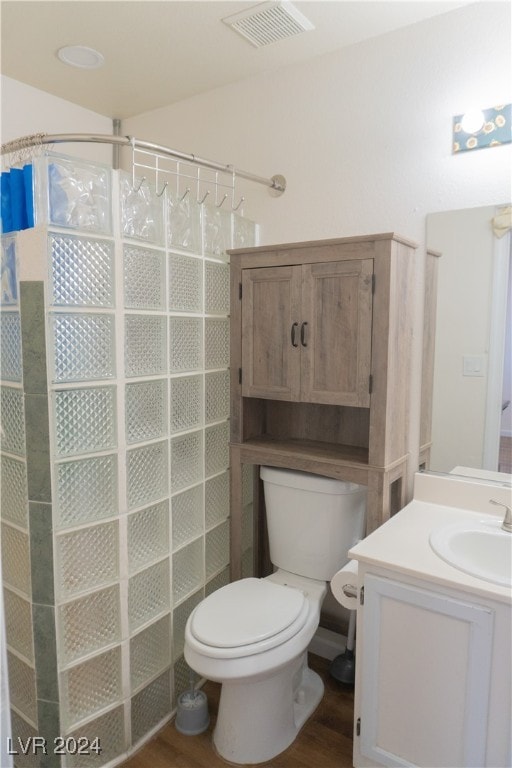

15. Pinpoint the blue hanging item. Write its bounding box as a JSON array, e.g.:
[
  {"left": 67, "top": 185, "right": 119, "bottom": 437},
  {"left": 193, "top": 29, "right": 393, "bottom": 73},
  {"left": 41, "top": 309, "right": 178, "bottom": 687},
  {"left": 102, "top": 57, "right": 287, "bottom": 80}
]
[
  {"left": 23, "top": 164, "right": 34, "bottom": 228},
  {"left": 0, "top": 165, "right": 35, "bottom": 233},
  {"left": 1, "top": 172, "right": 13, "bottom": 233},
  {"left": 10, "top": 168, "right": 28, "bottom": 232}
]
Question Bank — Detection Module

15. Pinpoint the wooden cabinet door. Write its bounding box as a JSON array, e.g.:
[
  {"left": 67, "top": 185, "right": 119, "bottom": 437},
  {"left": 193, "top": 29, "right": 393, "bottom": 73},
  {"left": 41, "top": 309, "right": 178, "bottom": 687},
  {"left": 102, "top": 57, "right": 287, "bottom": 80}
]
[
  {"left": 241, "top": 266, "right": 301, "bottom": 400},
  {"left": 301, "top": 259, "right": 373, "bottom": 406}
]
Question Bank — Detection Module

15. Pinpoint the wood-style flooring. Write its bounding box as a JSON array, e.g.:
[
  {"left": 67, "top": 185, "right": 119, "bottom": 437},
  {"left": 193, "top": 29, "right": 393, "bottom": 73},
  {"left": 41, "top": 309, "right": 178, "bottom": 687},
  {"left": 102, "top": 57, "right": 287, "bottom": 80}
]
[{"left": 121, "top": 654, "right": 355, "bottom": 768}]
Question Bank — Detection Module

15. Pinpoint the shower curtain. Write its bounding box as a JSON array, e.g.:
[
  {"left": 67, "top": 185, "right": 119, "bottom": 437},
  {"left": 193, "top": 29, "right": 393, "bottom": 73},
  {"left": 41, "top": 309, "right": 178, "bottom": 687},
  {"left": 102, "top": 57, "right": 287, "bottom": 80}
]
[
  {"left": 0, "top": 150, "right": 256, "bottom": 767},
  {"left": 1, "top": 164, "right": 34, "bottom": 234}
]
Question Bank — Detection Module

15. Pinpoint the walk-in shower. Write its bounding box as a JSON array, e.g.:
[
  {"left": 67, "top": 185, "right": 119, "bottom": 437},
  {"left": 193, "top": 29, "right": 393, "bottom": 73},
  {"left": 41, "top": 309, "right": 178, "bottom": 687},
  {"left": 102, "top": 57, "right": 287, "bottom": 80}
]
[{"left": 0, "top": 134, "right": 282, "bottom": 766}]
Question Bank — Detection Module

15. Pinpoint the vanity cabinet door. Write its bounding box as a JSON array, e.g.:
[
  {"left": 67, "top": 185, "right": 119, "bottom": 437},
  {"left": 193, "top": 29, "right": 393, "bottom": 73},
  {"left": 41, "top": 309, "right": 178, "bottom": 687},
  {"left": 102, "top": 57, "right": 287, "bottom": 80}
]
[
  {"left": 241, "top": 265, "right": 302, "bottom": 400},
  {"left": 358, "top": 574, "right": 493, "bottom": 768}
]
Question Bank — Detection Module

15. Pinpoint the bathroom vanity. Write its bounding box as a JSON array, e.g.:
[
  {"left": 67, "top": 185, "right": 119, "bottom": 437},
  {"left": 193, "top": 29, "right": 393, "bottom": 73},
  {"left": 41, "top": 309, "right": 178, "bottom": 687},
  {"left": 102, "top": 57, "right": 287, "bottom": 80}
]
[
  {"left": 228, "top": 233, "right": 418, "bottom": 579},
  {"left": 349, "top": 471, "right": 512, "bottom": 768}
]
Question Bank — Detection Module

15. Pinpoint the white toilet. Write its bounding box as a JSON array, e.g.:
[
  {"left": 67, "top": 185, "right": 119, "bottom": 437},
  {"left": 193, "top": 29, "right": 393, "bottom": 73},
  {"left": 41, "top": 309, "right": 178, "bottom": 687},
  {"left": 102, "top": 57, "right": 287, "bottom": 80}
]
[{"left": 184, "top": 466, "right": 366, "bottom": 764}]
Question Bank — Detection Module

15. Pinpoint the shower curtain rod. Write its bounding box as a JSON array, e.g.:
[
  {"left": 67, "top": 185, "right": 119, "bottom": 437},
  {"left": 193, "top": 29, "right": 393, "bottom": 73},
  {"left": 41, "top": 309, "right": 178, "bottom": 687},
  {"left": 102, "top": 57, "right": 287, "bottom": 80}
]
[{"left": 0, "top": 132, "right": 287, "bottom": 195}]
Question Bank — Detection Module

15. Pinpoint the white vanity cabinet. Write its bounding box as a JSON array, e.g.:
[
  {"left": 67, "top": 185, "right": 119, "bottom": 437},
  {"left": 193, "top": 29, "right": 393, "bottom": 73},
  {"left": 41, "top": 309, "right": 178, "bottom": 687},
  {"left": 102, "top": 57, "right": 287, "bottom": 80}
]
[
  {"left": 349, "top": 482, "right": 512, "bottom": 768},
  {"left": 354, "top": 569, "right": 511, "bottom": 768}
]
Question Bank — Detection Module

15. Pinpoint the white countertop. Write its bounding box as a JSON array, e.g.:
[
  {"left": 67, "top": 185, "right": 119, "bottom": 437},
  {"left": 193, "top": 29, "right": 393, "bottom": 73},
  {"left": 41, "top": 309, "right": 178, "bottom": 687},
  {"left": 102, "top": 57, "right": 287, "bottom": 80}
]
[{"left": 349, "top": 499, "right": 511, "bottom": 605}]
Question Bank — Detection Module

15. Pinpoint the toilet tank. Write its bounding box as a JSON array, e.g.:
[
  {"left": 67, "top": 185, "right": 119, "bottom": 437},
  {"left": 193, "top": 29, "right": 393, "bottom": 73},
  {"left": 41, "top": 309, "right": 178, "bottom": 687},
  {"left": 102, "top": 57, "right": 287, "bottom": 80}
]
[{"left": 260, "top": 466, "right": 366, "bottom": 581}]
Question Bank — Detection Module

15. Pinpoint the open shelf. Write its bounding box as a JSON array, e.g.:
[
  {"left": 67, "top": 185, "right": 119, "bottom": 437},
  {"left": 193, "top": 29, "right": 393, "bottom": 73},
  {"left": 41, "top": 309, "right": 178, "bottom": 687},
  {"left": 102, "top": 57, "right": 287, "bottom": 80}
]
[
  {"left": 235, "top": 436, "right": 371, "bottom": 485},
  {"left": 241, "top": 435, "right": 368, "bottom": 463}
]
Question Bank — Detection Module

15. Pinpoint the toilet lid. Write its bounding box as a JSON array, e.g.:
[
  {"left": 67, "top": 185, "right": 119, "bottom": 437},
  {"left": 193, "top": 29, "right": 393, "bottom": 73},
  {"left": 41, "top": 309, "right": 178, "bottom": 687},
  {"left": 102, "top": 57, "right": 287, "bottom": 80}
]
[{"left": 190, "top": 578, "right": 307, "bottom": 649}]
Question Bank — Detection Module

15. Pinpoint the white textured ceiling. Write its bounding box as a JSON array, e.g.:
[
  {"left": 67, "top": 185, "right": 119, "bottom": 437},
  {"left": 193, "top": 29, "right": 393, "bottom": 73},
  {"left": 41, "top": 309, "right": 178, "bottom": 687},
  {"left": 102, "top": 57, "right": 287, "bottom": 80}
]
[{"left": 1, "top": 0, "right": 472, "bottom": 119}]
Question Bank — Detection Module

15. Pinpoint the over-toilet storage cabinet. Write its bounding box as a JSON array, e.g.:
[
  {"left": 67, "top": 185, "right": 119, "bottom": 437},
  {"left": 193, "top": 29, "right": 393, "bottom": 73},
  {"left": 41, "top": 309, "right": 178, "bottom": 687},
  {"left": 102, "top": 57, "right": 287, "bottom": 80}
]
[{"left": 228, "top": 233, "right": 418, "bottom": 579}]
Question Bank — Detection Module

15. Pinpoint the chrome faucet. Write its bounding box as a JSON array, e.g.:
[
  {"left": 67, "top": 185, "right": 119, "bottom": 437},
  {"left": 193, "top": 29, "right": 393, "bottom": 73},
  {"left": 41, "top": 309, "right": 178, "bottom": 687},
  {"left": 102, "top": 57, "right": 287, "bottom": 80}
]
[{"left": 489, "top": 499, "right": 512, "bottom": 532}]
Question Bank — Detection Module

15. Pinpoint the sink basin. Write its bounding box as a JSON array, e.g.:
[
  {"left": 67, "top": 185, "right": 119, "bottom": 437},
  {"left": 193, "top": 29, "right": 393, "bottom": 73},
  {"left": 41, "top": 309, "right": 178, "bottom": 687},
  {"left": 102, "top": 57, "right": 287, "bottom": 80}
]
[{"left": 430, "top": 518, "right": 512, "bottom": 587}]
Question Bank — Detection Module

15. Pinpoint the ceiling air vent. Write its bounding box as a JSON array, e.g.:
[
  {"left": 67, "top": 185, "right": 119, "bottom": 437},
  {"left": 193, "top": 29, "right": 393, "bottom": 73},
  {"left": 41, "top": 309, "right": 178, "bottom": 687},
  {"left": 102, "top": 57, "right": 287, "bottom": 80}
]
[{"left": 222, "top": 1, "right": 315, "bottom": 48}]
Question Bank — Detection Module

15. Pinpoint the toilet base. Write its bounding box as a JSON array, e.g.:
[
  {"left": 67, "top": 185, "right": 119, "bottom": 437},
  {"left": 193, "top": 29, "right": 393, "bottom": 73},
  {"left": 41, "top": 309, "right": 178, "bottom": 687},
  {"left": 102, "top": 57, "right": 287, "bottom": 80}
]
[{"left": 213, "top": 653, "right": 324, "bottom": 765}]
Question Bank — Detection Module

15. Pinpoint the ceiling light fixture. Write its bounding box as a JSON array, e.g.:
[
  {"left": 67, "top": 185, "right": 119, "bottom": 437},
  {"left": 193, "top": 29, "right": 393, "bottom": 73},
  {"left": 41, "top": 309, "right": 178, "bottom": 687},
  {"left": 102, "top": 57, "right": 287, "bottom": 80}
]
[{"left": 57, "top": 45, "right": 105, "bottom": 69}]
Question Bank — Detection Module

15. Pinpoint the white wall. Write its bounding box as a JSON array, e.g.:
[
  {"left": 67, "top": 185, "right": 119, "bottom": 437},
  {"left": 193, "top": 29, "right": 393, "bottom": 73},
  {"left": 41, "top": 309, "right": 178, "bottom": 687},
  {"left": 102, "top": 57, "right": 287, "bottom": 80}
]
[
  {"left": 123, "top": 2, "right": 511, "bottom": 249},
  {"left": 123, "top": 2, "right": 511, "bottom": 483},
  {"left": 2, "top": 2, "right": 509, "bottom": 299},
  {"left": 3, "top": 3, "right": 509, "bottom": 268},
  {"left": 1, "top": 76, "right": 112, "bottom": 163}
]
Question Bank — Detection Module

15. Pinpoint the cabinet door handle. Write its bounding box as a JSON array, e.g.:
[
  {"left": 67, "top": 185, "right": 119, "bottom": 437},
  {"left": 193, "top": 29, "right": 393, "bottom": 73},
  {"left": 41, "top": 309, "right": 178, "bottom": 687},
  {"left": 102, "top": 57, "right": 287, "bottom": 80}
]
[
  {"left": 300, "top": 321, "right": 308, "bottom": 347},
  {"left": 291, "top": 322, "right": 299, "bottom": 347}
]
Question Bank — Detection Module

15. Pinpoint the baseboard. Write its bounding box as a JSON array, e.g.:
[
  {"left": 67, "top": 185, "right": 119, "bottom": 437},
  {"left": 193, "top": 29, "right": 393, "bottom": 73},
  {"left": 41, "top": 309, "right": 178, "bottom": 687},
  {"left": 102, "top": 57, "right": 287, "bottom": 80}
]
[{"left": 308, "top": 626, "right": 346, "bottom": 660}]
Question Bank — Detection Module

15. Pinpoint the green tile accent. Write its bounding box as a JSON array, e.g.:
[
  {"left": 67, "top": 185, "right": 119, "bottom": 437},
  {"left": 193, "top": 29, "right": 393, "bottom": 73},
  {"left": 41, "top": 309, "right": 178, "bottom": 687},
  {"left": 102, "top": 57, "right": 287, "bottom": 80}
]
[
  {"left": 20, "top": 281, "right": 48, "bottom": 395},
  {"left": 37, "top": 699, "right": 62, "bottom": 768},
  {"left": 33, "top": 604, "right": 58, "bottom": 703},
  {"left": 29, "top": 502, "right": 54, "bottom": 605},
  {"left": 25, "top": 394, "right": 51, "bottom": 503}
]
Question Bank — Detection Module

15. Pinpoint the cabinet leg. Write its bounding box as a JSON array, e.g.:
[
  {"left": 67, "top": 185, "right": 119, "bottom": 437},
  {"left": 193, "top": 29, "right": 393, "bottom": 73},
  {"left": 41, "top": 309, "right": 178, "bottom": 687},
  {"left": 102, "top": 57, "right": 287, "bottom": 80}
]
[
  {"left": 366, "top": 463, "right": 408, "bottom": 534},
  {"left": 229, "top": 445, "right": 243, "bottom": 581}
]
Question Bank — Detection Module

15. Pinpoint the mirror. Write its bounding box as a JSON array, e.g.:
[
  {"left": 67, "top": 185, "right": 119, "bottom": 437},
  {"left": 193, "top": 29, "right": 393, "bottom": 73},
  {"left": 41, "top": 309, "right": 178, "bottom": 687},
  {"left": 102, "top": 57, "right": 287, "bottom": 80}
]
[{"left": 426, "top": 204, "right": 512, "bottom": 477}]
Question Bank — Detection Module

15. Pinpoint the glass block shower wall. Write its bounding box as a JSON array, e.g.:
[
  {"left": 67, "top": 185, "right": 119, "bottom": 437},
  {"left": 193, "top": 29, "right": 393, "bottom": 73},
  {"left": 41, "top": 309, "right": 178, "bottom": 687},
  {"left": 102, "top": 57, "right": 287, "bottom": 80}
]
[{"left": 0, "top": 152, "right": 257, "bottom": 767}]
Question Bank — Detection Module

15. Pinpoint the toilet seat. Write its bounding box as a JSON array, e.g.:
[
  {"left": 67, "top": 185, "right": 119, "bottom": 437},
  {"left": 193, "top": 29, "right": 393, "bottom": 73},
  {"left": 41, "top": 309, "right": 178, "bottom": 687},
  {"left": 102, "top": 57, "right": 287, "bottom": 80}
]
[{"left": 188, "top": 578, "right": 310, "bottom": 659}]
